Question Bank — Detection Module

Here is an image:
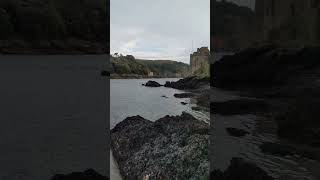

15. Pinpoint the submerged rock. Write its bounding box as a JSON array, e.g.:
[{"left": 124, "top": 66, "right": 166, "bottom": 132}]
[
  {"left": 51, "top": 169, "right": 108, "bottom": 180},
  {"left": 144, "top": 80, "right": 162, "bottom": 87},
  {"left": 111, "top": 112, "right": 209, "bottom": 179},
  {"left": 210, "top": 158, "right": 274, "bottom": 180}
]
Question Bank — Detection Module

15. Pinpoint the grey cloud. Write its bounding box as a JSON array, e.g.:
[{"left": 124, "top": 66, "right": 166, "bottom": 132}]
[{"left": 111, "top": 0, "right": 210, "bottom": 64}]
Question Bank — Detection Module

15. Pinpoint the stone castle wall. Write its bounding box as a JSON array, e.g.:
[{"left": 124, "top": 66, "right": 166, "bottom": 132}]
[{"left": 190, "top": 47, "right": 210, "bottom": 75}]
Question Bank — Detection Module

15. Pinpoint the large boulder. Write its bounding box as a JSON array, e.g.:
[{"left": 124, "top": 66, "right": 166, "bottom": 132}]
[
  {"left": 144, "top": 80, "right": 162, "bottom": 87},
  {"left": 164, "top": 76, "right": 209, "bottom": 90},
  {"left": 111, "top": 112, "right": 209, "bottom": 179}
]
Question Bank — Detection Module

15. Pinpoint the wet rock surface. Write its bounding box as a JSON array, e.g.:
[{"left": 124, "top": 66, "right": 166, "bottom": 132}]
[
  {"left": 51, "top": 169, "right": 108, "bottom": 180},
  {"left": 111, "top": 112, "right": 209, "bottom": 179},
  {"left": 210, "top": 158, "right": 274, "bottom": 180}
]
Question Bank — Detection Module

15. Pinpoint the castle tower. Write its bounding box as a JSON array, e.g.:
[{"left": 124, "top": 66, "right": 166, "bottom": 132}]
[{"left": 190, "top": 47, "right": 210, "bottom": 75}]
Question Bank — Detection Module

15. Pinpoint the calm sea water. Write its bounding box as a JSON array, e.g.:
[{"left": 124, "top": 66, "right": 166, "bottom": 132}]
[
  {"left": 110, "top": 78, "right": 209, "bottom": 179},
  {"left": 0, "top": 56, "right": 109, "bottom": 180}
]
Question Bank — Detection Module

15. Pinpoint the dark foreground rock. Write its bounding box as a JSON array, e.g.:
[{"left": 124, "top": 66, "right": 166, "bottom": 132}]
[
  {"left": 143, "top": 80, "right": 162, "bottom": 87},
  {"left": 211, "top": 158, "right": 274, "bottom": 180},
  {"left": 51, "top": 169, "right": 108, "bottom": 180},
  {"left": 260, "top": 142, "right": 320, "bottom": 161},
  {"left": 211, "top": 99, "right": 268, "bottom": 115},
  {"left": 260, "top": 142, "right": 296, "bottom": 157},
  {"left": 174, "top": 93, "right": 195, "bottom": 98},
  {"left": 275, "top": 96, "right": 320, "bottom": 147},
  {"left": 212, "top": 45, "right": 320, "bottom": 89},
  {"left": 226, "top": 127, "right": 249, "bottom": 137},
  {"left": 164, "top": 76, "right": 209, "bottom": 90},
  {"left": 111, "top": 112, "right": 209, "bottom": 179}
]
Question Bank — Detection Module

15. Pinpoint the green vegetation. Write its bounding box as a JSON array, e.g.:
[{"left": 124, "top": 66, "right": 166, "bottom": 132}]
[
  {"left": 110, "top": 55, "right": 190, "bottom": 78},
  {"left": 136, "top": 59, "right": 189, "bottom": 77}
]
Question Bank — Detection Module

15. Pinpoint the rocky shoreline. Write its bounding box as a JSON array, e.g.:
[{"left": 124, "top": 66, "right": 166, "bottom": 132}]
[
  {"left": 143, "top": 76, "right": 210, "bottom": 110},
  {"left": 212, "top": 45, "right": 320, "bottom": 147},
  {"left": 111, "top": 112, "right": 209, "bottom": 179},
  {"left": 211, "top": 45, "right": 320, "bottom": 179}
]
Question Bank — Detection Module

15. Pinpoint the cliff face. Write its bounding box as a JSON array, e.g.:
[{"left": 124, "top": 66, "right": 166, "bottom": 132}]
[{"left": 0, "top": 0, "right": 108, "bottom": 54}]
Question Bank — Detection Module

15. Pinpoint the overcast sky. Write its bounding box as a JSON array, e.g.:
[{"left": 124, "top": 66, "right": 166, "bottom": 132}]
[{"left": 110, "top": 0, "right": 210, "bottom": 64}]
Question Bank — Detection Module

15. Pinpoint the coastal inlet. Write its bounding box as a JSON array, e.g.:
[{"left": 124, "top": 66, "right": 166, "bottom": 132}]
[{"left": 110, "top": 78, "right": 210, "bottom": 179}]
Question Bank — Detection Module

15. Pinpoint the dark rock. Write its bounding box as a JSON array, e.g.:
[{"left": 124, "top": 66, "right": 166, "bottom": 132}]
[
  {"left": 164, "top": 76, "right": 209, "bottom": 90},
  {"left": 161, "top": 95, "right": 168, "bottom": 98},
  {"left": 51, "top": 169, "right": 108, "bottom": 180},
  {"left": 211, "top": 99, "right": 268, "bottom": 115},
  {"left": 210, "top": 158, "right": 274, "bottom": 180},
  {"left": 100, "top": 70, "right": 109, "bottom": 77},
  {"left": 260, "top": 142, "right": 296, "bottom": 156},
  {"left": 111, "top": 112, "right": 209, "bottom": 179},
  {"left": 144, "top": 80, "right": 162, "bottom": 87},
  {"left": 226, "top": 127, "right": 249, "bottom": 137},
  {"left": 275, "top": 96, "right": 320, "bottom": 147},
  {"left": 195, "top": 89, "right": 211, "bottom": 108},
  {"left": 181, "top": 102, "right": 188, "bottom": 105},
  {"left": 260, "top": 142, "right": 320, "bottom": 161},
  {"left": 174, "top": 93, "right": 195, "bottom": 98},
  {"left": 212, "top": 46, "right": 320, "bottom": 89}
]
